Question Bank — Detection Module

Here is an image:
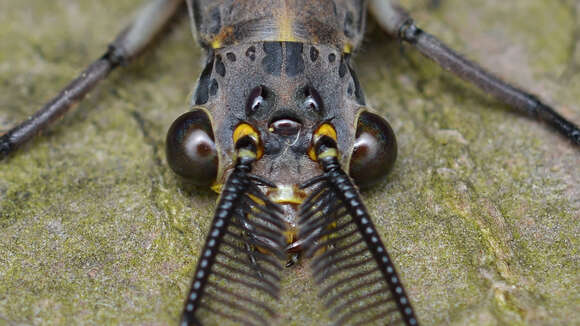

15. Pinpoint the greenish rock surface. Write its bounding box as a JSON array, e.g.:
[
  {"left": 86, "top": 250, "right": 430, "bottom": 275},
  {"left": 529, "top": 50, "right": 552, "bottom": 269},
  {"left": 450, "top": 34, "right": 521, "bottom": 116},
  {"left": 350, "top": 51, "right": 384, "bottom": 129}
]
[{"left": 1, "top": 0, "right": 578, "bottom": 325}]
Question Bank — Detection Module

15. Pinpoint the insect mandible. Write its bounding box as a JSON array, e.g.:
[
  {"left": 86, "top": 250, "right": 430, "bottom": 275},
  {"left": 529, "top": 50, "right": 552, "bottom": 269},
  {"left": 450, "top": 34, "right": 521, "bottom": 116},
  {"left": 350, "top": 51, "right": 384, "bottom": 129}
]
[{"left": 0, "top": 0, "right": 578, "bottom": 325}]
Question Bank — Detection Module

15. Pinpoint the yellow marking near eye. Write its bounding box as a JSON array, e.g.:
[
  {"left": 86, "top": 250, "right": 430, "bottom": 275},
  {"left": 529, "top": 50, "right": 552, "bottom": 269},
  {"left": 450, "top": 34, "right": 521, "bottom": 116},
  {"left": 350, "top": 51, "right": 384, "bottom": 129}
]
[
  {"left": 233, "top": 123, "right": 263, "bottom": 159},
  {"left": 308, "top": 123, "right": 338, "bottom": 161},
  {"left": 343, "top": 43, "right": 353, "bottom": 54},
  {"left": 233, "top": 123, "right": 257, "bottom": 144},
  {"left": 211, "top": 39, "right": 222, "bottom": 49},
  {"left": 316, "top": 123, "right": 337, "bottom": 141},
  {"left": 210, "top": 26, "right": 234, "bottom": 49},
  {"left": 211, "top": 182, "right": 223, "bottom": 194}
]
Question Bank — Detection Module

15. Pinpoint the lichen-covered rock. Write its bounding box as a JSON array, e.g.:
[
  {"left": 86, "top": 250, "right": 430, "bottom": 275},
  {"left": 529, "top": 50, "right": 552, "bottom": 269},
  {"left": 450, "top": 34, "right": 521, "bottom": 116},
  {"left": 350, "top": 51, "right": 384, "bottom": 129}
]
[{"left": 1, "top": 0, "right": 578, "bottom": 325}]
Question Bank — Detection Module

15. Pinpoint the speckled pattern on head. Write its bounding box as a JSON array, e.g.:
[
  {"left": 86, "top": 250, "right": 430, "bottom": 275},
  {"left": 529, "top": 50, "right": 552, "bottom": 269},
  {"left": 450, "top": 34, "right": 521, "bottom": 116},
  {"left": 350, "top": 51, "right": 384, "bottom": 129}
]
[
  {"left": 194, "top": 41, "right": 366, "bottom": 186},
  {"left": 190, "top": 0, "right": 370, "bottom": 187}
]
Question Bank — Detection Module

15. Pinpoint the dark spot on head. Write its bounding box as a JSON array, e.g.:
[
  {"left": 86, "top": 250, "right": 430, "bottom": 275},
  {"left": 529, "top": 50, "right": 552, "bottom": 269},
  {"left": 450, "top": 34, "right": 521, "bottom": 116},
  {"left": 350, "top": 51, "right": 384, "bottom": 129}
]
[
  {"left": 215, "top": 55, "right": 225, "bottom": 77},
  {"left": 262, "top": 42, "right": 282, "bottom": 76},
  {"left": 344, "top": 11, "right": 354, "bottom": 38},
  {"left": 246, "top": 85, "right": 266, "bottom": 117},
  {"left": 304, "top": 86, "right": 324, "bottom": 114},
  {"left": 285, "top": 43, "right": 305, "bottom": 77},
  {"left": 209, "top": 7, "right": 221, "bottom": 34},
  {"left": 310, "top": 46, "right": 319, "bottom": 62},
  {"left": 226, "top": 52, "right": 236, "bottom": 62},
  {"left": 246, "top": 46, "right": 256, "bottom": 61},
  {"left": 209, "top": 79, "right": 218, "bottom": 96},
  {"left": 193, "top": 56, "right": 214, "bottom": 105},
  {"left": 348, "top": 62, "right": 365, "bottom": 105},
  {"left": 339, "top": 56, "right": 347, "bottom": 78},
  {"left": 328, "top": 53, "right": 336, "bottom": 63},
  {"left": 347, "top": 84, "right": 354, "bottom": 96}
]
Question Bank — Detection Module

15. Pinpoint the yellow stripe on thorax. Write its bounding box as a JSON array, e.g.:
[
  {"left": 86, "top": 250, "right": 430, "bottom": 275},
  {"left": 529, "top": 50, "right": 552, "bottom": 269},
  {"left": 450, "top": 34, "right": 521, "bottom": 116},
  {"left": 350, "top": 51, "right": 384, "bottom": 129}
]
[{"left": 277, "top": 1, "right": 297, "bottom": 42}]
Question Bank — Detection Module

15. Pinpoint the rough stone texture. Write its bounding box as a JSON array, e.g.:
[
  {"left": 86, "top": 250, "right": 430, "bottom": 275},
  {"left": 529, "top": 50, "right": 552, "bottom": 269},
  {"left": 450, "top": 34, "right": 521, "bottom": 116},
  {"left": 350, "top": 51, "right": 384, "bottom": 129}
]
[{"left": 0, "top": 0, "right": 578, "bottom": 325}]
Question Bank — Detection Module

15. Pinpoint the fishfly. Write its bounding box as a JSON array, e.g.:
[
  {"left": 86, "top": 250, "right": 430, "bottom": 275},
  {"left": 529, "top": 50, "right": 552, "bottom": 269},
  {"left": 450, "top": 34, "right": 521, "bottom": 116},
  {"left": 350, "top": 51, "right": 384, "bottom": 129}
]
[{"left": 1, "top": 0, "right": 578, "bottom": 325}]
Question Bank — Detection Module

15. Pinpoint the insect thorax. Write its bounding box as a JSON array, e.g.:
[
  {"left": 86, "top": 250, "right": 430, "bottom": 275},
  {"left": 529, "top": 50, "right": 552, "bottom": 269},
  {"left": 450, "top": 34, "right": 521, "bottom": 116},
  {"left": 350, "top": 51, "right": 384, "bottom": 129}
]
[{"left": 191, "top": 0, "right": 367, "bottom": 51}]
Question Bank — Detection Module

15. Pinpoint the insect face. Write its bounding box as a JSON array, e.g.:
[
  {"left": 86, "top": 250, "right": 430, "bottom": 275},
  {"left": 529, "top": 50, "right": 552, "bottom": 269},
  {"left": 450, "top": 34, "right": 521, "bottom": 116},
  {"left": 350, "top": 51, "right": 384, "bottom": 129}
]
[{"left": 179, "top": 41, "right": 397, "bottom": 191}]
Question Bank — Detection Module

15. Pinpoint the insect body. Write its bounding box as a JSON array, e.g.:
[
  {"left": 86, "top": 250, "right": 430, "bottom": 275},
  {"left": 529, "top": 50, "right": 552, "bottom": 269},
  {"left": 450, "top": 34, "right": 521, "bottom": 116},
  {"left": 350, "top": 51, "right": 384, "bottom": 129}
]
[
  {"left": 1, "top": 0, "right": 579, "bottom": 325},
  {"left": 172, "top": 1, "right": 415, "bottom": 324}
]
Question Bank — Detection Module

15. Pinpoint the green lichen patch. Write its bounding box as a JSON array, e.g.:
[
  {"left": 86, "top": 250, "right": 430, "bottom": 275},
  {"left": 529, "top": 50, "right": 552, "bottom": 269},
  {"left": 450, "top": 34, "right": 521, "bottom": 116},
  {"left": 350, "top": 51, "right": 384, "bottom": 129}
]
[{"left": 1, "top": 0, "right": 579, "bottom": 325}]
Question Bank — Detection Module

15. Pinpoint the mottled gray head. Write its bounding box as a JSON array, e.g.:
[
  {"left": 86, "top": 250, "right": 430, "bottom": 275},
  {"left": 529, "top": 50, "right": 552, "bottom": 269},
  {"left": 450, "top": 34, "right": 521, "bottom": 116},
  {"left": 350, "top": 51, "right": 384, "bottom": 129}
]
[{"left": 167, "top": 41, "right": 396, "bottom": 189}]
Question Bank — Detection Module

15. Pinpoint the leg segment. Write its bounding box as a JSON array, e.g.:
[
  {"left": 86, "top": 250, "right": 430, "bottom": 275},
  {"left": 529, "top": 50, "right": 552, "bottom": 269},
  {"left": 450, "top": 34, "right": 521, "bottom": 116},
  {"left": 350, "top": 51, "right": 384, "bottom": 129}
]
[
  {"left": 369, "top": 0, "right": 580, "bottom": 146},
  {"left": 0, "top": 0, "right": 184, "bottom": 160}
]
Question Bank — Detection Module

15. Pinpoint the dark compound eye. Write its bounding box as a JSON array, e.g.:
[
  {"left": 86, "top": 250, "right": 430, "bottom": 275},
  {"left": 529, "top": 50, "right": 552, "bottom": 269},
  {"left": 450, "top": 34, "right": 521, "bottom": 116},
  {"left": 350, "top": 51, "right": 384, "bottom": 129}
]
[
  {"left": 304, "top": 86, "right": 323, "bottom": 114},
  {"left": 349, "top": 111, "right": 397, "bottom": 188},
  {"left": 246, "top": 85, "right": 265, "bottom": 116},
  {"left": 166, "top": 109, "right": 218, "bottom": 186}
]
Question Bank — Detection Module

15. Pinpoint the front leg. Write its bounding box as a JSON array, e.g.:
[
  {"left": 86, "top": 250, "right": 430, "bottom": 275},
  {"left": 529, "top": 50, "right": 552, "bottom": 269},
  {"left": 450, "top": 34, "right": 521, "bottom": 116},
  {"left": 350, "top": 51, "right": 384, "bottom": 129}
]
[
  {"left": 0, "top": 0, "right": 184, "bottom": 160},
  {"left": 369, "top": 0, "right": 580, "bottom": 146}
]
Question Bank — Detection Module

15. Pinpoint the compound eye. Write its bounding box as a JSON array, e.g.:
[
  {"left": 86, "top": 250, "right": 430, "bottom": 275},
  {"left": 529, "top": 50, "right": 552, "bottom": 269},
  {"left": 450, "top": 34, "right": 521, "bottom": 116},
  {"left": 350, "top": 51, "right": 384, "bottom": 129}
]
[
  {"left": 349, "top": 111, "right": 397, "bottom": 188},
  {"left": 166, "top": 109, "right": 218, "bottom": 186}
]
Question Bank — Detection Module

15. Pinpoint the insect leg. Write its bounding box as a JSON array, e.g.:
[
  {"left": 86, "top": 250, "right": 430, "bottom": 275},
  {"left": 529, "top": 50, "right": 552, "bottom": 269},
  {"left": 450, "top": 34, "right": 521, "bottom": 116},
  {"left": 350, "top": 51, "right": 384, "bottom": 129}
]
[
  {"left": 0, "top": 0, "right": 184, "bottom": 160},
  {"left": 369, "top": 0, "right": 580, "bottom": 146}
]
